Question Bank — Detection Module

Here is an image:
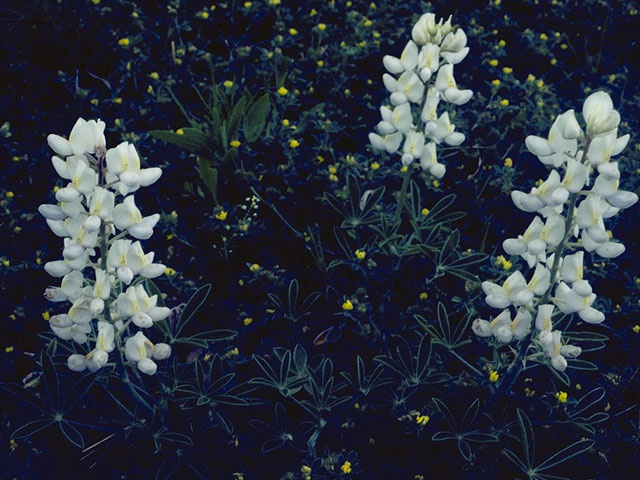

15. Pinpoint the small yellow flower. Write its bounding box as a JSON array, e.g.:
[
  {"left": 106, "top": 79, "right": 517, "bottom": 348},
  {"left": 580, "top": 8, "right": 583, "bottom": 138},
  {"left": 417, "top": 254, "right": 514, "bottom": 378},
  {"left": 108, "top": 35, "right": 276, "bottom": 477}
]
[
  {"left": 166, "top": 233, "right": 175, "bottom": 240},
  {"left": 215, "top": 210, "right": 228, "bottom": 221},
  {"left": 373, "top": 31, "right": 381, "bottom": 38},
  {"left": 344, "top": 88, "right": 351, "bottom": 96},
  {"left": 317, "top": 60, "right": 324, "bottom": 67},
  {"left": 36, "top": 257, "right": 42, "bottom": 265},
  {"left": 502, "top": 67, "right": 513, "bottom": 74},
  {"left": 244, "top": 1, "right": 252, "bottom": 7},
  {"left": 249, "top": 263, "right": 260, "bottom": 272},
  {"left": 364, "top": 19, "right": 373, "bottom": 27},
  {"left": 419, "top": 292, "right": 428, "bottom": 300},
  {"left": 90, "top": 98, "right": 99, "bottom": 106},
  {"left": 340, "top": 461, "right": 352, "bottom": 474},
  {"left": 243, "top": 317, "right": 253, "bottom": 326},
  {"left": 2, "top": 259, "right": 10, "bottom": 267},
  {"left": 432, "top": 179, "right": 440, "bottom": 188},
  {"left": 198, "top": 11, "right": 210, "bottom": 19},
  {"left": 489, "top": 59, "right": 499, "bottom": 67},
  {"left": 491, "top": 79, "right": 501, "bottom": 86},
  {"left": 421, "top": 208, "right": 430, "bottom": 216},
  {"left": 317, "top": 23, "right": 326, "bottom": 31},
  {"left": 416, "top": 414, "right": 430, "bottom": 426},
  {"left": 504, "top": 157, "right": 513, "bottom": 168},
  {"left": 289, "top": 28, "right": 298, "bottom": 35},
  {"left": 632, "top": 324, "right": 640, "bottom": 333},
  {"left": 537, "top": 79, "right": 545, "bottom": 89},
  {"left": 540, "top": 33, "right": 548, "bottom": 40},
  {"left": 329, "top": 173, "right": 338, "bottom": 182},
  {"left": 400, "top": 165, "right": 408, "bottom": 173},
  {"left": 9, "top": 439, "right": 17, "bottom": 451},
  {"left": 165, "top": 267, "right": 177, "bottom": 276},
  {"left": 489, "top": 370, "right": 499, "bottom": 383},
  {"left": 113, "top": 97, "right": 122, "bottom": 104},
  {"left": 550, "top": 58, "right": 557, "bottom": 65},
  {"left": 230, "top": 140, "right": 241, "bottom": 148},
  {"left": 170, "top": 210, "right": 178, "bottom": 219},
  {"left": 176, "top": 128, "right": 185, "bottom": 135},
  {"left": 118, "top": 38, "right": 130, "bottom": 47},
  {"left": 498, "top": 39, "right": 506, "bottom": 47},
  {"left": 500, "top": 99, "right": 509, "bottom": 107},
  {"left": 223, "top": 80, "right": 234, "bottom": 88},
  {"left": 371, "top": 162, "right": 380, "bottom": 170},
  {"left": 277, "top": 86, "right": 289, "bottom": 96},
  {"left": 328, "top": 165, "right": 338, "bottom": 175},
  {"left": 150, "top": 72, "right": 160, "bottom": 80},
  {"left": 309, "top": 8, "right": 317, "bottom": 16},
  {"left": 301, "top": 466, "right": 312, "bottom": 474},
  {"left": 289, "top": 139, "right": 300, "bottom": 148},
  {"left": 5, "top": 346, "right": 14, "bottom": 353},
  {"left": 527, "top": 74, "right": 536, "bottom": 82},
  {"left": 42, "top": 311, "right": 50, "bottom": 321},
  {"left": 6, "top": 191, "right": 14, "bottom": 198},
  {"left": 555, "top": 391, "right": 568, "bottom": 403},
  {"left": 355, "top": 249, "right": 366, "bottom": 260},
  {"left": 342, "top": 300, "right": 354, "bottom": 311},
  {"left": 91, "top": 0, "right": 100, "bottom": 4},
  {"left": 560, "top": 43, "right": 568, "bottom": 50}
]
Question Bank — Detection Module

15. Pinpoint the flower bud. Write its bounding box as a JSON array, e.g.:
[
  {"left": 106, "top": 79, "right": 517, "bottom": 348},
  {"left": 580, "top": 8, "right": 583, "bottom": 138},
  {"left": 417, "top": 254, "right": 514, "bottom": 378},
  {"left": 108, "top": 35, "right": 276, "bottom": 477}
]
[
  {"left": 137, "top": 358, "right": 157, "bottom": 375},
  {"left": 67, "top": 354, "right": 87, "bottom": 372},
  {"left": 152, "top": 343, "right": 172, "bottom": 360}
]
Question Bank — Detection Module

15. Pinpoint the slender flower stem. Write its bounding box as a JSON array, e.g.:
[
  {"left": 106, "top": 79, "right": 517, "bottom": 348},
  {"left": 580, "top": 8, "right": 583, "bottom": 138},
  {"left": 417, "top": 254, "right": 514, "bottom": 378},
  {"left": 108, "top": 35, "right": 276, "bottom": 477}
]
[{"left": 393, "top": 166, "right": 413, "bottom": 226}]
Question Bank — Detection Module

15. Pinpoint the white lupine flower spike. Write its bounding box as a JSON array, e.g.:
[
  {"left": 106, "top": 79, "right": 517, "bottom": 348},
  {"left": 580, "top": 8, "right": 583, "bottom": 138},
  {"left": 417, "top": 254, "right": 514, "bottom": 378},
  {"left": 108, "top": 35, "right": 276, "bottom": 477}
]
[
  {"left": 474, "top": 91, "right": 635, "bottom": 375},
  {"left": 369, "top": 13, "right": 472, "bottom": 178},
  {"left": 42, "top": 118, "right": 172, "bottom": 376}
]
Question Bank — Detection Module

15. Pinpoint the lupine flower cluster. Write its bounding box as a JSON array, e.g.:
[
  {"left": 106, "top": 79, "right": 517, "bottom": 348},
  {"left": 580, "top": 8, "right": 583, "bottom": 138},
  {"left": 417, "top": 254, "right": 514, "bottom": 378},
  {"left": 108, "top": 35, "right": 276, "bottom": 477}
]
[
  {"left": 368, "top": 13, "right": 472, "bottom": 178},
  {"left": 473, "top": 91, "right": 637, "bottom": 371},
  {"left": 40, "top": 118, "right": 172, "bottom": 375}
]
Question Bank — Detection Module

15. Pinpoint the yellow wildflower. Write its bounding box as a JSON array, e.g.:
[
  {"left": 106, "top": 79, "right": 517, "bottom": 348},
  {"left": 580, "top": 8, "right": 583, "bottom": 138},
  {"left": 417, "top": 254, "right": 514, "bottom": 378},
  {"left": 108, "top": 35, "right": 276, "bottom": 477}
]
[
  {"left": 491, "top": 79, "right": 501, "bottom": 86},
  {"left": 500, "top": 99, "right": 509, "bottom": 106},
  {"left": 342, "top": 300, "right": 354, "bottom": 311},
  {"left": 289, "top": 28, "right": 298, "bottom": 35},
  {"left": 165, "top": 267, "right": 177, "bottom": 276},
  {"left": 416, "top": 414, "right": 430, "bottom": 426},
  {"left": 340, "top": 461, "right": 352, "bottom": 474},
  {"left": 223, "top": 80, "right": 234, "bottom": 88},
  {"left": 498, "top": 39, "right": 506, "bottom": 47},
  {"left": 6, "top": 191, "right": 14, "bottom": 198},
  {"left": 489, "top": 59, "right": 498, "bottom": 67},
  {"left": 317, "top": 23, "right": 326, "bottom": 31},
  {"left": 421, "top": 208, "right": 429, "bottom": 216},
  {"left": 489, "top": 370, "right": 499, "bottom": 383},
  {"left": 419, "top": 292, "right": 428, "bottom": 300},
  {"left": 633, "top": 325, "right": 640, "bottom": 333},
  {"left": 230, "top": 140, "right": 241, "bottom": 148},
  {"left": 42, "top": 311, "right": 50, "bottom": 321},
  {"left": 215, "top": 211, "right": 228, "bottom": 221},
  {"left": 249, "top": 263, "right": 260, "bottom": 272},
  {"left": 502, "top": 67, "right": 513, "bottom": 74},
  {"left": 243, "top": 317, "right": 253, "bottom": 326},
  {"left": 289, "top": 139, "right": 300, "bottom": 148},
  {"left": 540, "top": 33, "right": 548, "bottom": 40},
  {"left": 150, "top": 72, "right": 159, "bottom": 80},
  {"left": 555, "top": 391, "right": 568, "bottom": 403},
  {"left": 118, "top": 38, "right": 130, "bottom": 47},
  {"left": 5, "top": 346, "right": 14, "bottom": 353},
  {"left": 504, "top": 157, "right": 513, "bottom": 167},
  {"left": 277, "top": 86, "right": 289, "bottom": 96},
  {"left": 355, "top": 249, "right": 366, "bottom": 260},
  {"left": 371, "top": 162, "right": 380, "bottom": 170}
]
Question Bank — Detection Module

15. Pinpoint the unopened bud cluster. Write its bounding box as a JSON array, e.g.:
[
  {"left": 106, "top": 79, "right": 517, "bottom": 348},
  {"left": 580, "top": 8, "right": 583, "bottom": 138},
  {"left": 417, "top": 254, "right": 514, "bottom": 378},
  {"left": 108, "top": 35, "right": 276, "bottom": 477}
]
[
  {"left": 368, "top": 13, "right": 472, "bottom": 178},
  {"left": 41, "top": 118, "right": 172, "bottom": 375},
  {"left": 473, "top": 91, "right": 636, "bottom": 371}
]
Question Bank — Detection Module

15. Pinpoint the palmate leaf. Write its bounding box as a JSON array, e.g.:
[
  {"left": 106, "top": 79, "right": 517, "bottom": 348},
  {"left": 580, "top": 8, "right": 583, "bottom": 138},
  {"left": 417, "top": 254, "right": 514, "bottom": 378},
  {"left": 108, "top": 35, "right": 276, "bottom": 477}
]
[
  {"left": 415, "top": 302, "right": 472, "bottom": 350},
  {"left": 58, "top": 420, "right": 84, "bottom": 448}
]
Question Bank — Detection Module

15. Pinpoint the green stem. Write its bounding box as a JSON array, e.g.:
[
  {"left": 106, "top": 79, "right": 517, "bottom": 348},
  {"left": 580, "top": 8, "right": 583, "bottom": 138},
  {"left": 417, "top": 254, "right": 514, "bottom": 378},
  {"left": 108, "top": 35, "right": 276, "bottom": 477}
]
[{"left": 393, "top": 166, "right": 413, "bottom": 226}]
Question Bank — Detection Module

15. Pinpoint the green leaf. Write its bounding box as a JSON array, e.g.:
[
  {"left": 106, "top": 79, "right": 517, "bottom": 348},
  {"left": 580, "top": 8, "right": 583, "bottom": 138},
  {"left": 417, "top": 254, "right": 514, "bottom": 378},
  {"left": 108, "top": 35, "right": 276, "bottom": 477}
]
[
  {"left": 41, "top": 350, "right": 59, "bottom": 410},
  {"left": 535, "top": 439, "right": 594, "bottom": 472},
  {"left": 197, "top": 157, "right": 218, "bottom": 204},
  {"left": 1, "top": 383, "right": 49, "bottom": 413},
  {"left": 59, "top": 420, "right": 84, "bottom": 448},
  {"left": 243, "top": 93, "right": 271, "bottom": 142},
  {"left": 62, "top": 373, "right": 96, "bottom": 414},
  {"left": 516, "top": 409, "right": 535, "bottom": 469},
  {"left": 175, "top": 284, "right": 212, "bottom": 337},
  {"left": 149, "top": 128, "right": 208, "bottom": 153},
  {"left": 11, "top": 419, "right": 54, "bottom": 439}
]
